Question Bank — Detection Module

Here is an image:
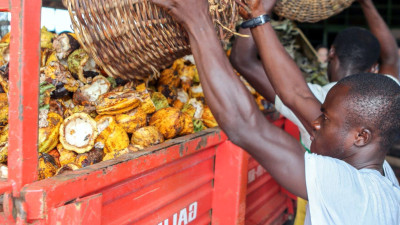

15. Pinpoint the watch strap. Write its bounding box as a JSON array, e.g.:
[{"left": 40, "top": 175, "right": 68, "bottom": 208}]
[{"left": 240, "top": 14, "right": 271, "bottom": 29}]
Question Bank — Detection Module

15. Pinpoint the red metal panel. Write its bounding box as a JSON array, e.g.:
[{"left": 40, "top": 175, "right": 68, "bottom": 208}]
[
  {"left": 101, "top": 151, "right": 215, "bottom": 224},
  {"left": 100, "top": 148, "right": 215, "bottom": 205},
  {"left": 246, "top": 177, "right": 280, "bottom": 217},
  {"left": 0, "top": 213, "right": 8, "bottom": 225},
  {"left": 48, "top": 194, "right": 103, "bottom": 225},
  {"left": 134, "top": 183, "right": 212, "bottom": 225},
  {"left": 0, "top": 181, "right": 12, "bottom": 193},
  {"left": 283, "top": 119, "right": 300, "bottom": 142},
  {"left": 247, "top": 157, "right": 268, "bottom": 185},
  {"left": 247, "top": 194, "right": 288, "bottom": 225},
  {"left": 23, "top": 130, "right": 227, "bottom": 222},
  {"left": 8, "top": 0, "right": 41, "bottom": 194},
  {"left": 212, "top": 141, "right": 248, "bottom": 225},
  {"left": 0, "top": 0, "right": 9, "bottom": 11},
  {"left": 2, "top": 193, "right": 14, "bottom": 223},
  {"left": 244, "top": 117, "right": 298, "bottom": 225},
  {"left": 247, "top": 155, "right": 290, "bottom": 222}
]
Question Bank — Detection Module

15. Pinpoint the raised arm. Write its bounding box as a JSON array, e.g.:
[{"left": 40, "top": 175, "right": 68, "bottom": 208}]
[
  {"left": 230, "top": 28, "right": 275, "bottom": 102},
  {"left": 245, "top": 0, "right": 322, "bottom": 134},
  {"left": 359, "top": 0, "right": 399, "bottom": 78},
  {"left": 150, "top": 0, "right": 307, "bottom": 199}
]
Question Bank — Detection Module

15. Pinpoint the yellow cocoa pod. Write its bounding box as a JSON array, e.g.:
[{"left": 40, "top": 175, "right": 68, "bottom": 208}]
[
  {"left": 151, "top": 92, "right": 169, "bottom": 111},
  {"left": 96, "top": 90, "right": 140, "bottom": 115},
  {"left": 182, "top": 98, "right": 204, "bottom": 120},
  {"left": 0, "top": 124, "right": 8, "bottom": 163},
  {"left": 189, "top": 84, "right": 204, "bottom": 99},
  {"left": 41, "top": 27, "right": 56, "bottom": 49},
  {"left": 105, "top": 124, "right": 130, "bottom": 153},
  {"left": 48, "top": 149, "right": 61, "bottom": 168},
  {"left": 0, "top": 93, "right": 8, "bottom": 124},
  {"left": 0, "top": 32, "right": 10, "bottom": 44},
  {"left": 202, "top": 106, "right": 218, "bottom": 128},
  {"left": 137, "top": 89, "right": 156, "bottom": 114},
  {"left": 135, "top": 83, "right": 147, "bottom": 92},
  {"left": 75, "top": 148, "right": 103, "bottom": 168},
  {"left": 149, "top": 107, "right": 183, "bottom": 139},
  {"left": 57, "top": 143, "right": 77, "bottom": 167},
  {"left": 179, "top": 112, "right": 194, "bottom": 136},
  {"left": 95, "top": 115, "right": 117, "bottom": 148},
  {"left": 158, "top": 68, "right": 180, "bottom": 88},
  {"left": 56, "top": 163, "right": 81, "bottom": 176},
  {"left": 45, "top": 51, "right": 58, "bottom": 66},
  {"left": 38, "top": 153, "right": 58, "bottom": 180},
  {"left": 39, "top": 112, "right": 63, "bottom": 153},
  {"left": 172, "top": 99, "right": 185, "bottom": 110},
  {"left": 95, "top": 116, "right": 129, "bottom": 153},
  {"left": 0, "top": 144, "right": 7, "bottom": 164},
  {"left": 115, "top": 108, "right": 147, "bottom": 133},
  {"left": 102, "top": 146, "right": 139, "bottom": 161},
  {"left": 157, "top": 84, "right": 177, "bottom": 105},
  {"left": 171, "top": 58, "right": 185, "bottom": 72},
  {"left": 131, "top": 126, "right": 164, "bottom": 148}
]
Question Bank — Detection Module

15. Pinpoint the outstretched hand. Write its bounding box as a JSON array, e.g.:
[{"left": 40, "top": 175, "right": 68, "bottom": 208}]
[
  {"left": 149, "top": 0, "right": 210, "bottom": 30},
  {"left": 237, "top": 0, "right": 277, "bottom": 20}
]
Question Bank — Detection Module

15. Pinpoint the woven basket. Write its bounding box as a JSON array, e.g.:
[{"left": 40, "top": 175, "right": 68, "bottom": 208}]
[
  {"left": 64, "top": 0, "right": 239, "bottom": 81},
  {"left": 274, "top": 0, "right": 355, "bottom": 23}
]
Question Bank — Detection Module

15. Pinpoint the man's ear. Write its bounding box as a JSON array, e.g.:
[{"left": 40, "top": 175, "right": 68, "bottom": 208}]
[
  {"left": 354, "top": 128, "right": 372, "bottom": 147},
  {"left": 367, "top": 63, "right": 379, "bottom": 73},
  {"left": 328, "top": 46, "right": 335, "bottom": 60}
]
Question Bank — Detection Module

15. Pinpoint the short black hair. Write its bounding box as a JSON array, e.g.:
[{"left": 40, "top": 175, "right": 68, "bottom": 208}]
[
  {"left": 332, "top": 27, "right": 380, "bottom": 73},
  {"left": 337, "top": 73, "right": 400, "bottom": 151},
  {"left": 316, "top": 44, "right": 327, "bottom": 51}
]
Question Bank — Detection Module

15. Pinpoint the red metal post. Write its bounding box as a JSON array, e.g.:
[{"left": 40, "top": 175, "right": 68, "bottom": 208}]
[
  {"left": 212, "top": 141, "right": 248, "bottom": 225},
  {"left": 8, "top": 0, "right": 42, "bottom": 194},
  {"left": 0, "top": 0, "right": 9, "bottom": 11}
]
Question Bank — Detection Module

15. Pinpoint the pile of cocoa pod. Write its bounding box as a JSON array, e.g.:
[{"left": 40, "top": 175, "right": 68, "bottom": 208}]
[{"left": 0, "top": 27, "right": 269, "bottom": 180}]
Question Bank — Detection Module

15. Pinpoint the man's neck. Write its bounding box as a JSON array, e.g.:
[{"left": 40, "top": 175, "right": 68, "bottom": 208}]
[{"left": 341, "top": 146, "right": 386, "bottom": 175}]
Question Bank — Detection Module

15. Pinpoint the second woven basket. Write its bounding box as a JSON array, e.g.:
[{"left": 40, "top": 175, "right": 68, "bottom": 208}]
[
  {"left": 65, "top": 0, "right": 239, "bottom": 81},
  {"left": 274, "top": 0, "right": 355, "bottom": 23}
]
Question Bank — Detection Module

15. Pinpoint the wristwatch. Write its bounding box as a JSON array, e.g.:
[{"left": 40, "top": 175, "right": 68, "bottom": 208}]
[{"left": 240, "top": 14, "right": 271, "bottom": 29}]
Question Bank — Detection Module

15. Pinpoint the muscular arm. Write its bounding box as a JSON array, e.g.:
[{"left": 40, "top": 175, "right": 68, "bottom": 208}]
[
  {"left": 230, "top": 28, "right": 276, "bottom": 102},
  {"left": 182, "top": 6, "right": 307, "bottom": 199},
  {"left": 150, "top": 0, "right": 308, "bottom": 198},
  {"left": 360, "top": 0, "right": 399, "bottom": 78},
  {"left": 247, "top": 9, "right": 321, "bottom": 134}
]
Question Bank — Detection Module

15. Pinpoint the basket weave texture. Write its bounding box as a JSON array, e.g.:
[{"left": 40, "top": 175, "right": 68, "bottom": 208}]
[
  {"left": 64, "top": 0, "right": 239, "bottom": 81},
  {"left": 274, "top": 0, "right": 355, "bottom": 23}
]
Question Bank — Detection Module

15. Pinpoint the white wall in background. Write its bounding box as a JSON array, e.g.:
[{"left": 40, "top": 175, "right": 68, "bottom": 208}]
[{"left": 41, "top": 7, "right": 73, "bottom": 33}]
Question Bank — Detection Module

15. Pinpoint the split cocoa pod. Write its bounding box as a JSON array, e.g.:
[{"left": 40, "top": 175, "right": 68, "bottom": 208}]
[
  {"left": 96, "top": 116, "right": 129, "bottom": 154},
  {"left": 59, "top": 113, "right": 98, "bottom": 154},
  {"left": 96, "top": 90, "right": 140, "bottom": 115}
]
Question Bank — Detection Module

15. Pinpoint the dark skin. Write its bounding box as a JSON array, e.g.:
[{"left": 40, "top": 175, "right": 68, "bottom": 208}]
[
  {"left": 243, "top": 0, "right": 386, "bottom": 173},
  {"left": 310, "top": 85, "right": 385, "bottom": 172},
  {"left": 230, "top": 0, "right": 399, "bottom": 106},
  {"left": 149, "top": 0, "right": 386, "bottom": 199},
  {"left": 230, "top": 0, "right": 399, "bottom": 136}
]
